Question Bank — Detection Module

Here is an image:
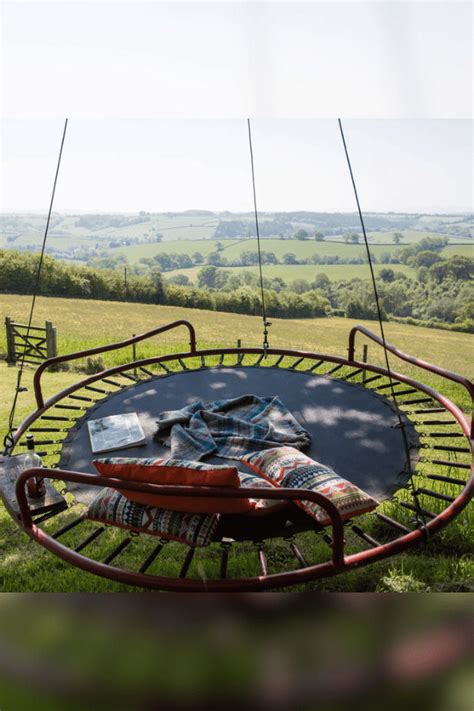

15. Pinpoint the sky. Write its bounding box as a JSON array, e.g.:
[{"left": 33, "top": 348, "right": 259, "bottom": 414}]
[
  {"left": 2, "top": 2, "right": 472, "bottom": 119},
  {"left": 1, "top": 2, "right": 472, "bottom": 213},
  {"left": 1, "top": 119, "right": 472, "bottom": 213}
]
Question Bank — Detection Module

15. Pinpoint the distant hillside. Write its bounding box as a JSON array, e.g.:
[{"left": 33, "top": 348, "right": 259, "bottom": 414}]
[{"left": 1, "top": 210, "right": 472, "bottom": 266}]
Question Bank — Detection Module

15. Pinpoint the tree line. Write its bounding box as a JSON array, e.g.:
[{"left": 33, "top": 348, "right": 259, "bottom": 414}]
[
  {"left": 0, "top": 250, "right": 328, "bottom": 319},
  {"left": 133, "top": 235, "right": 453, "bottom": 273},
  {"left": 0, "top": 248, "right": 472, "bottom": 331}
]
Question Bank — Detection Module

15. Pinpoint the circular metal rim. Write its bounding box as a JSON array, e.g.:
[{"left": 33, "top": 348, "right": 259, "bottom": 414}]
[{"left": 9, "top": 345, "right": 473, "bottom": 591}]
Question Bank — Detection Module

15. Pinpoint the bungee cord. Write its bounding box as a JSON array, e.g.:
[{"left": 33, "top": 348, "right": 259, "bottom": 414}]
[
  {"left": 338, "top": 118, "right": 428, "bottom": 534},
  {"left": 247, "top": 119, "right": 271, "bottom": 354},
  {"left": 3, "top": 119, "right": 69, "bottom": 455}
]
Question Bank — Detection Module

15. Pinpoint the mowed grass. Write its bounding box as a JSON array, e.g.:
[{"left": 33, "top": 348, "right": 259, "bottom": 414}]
[
  {"left": 0, "top": 294, "right": 472, "bottom": 592},
  {"left": 1, "top": 294, "right": 473, "bottom": 378},
  {"left": 0, "top": 294, "right": 472, "bottom": 414}
]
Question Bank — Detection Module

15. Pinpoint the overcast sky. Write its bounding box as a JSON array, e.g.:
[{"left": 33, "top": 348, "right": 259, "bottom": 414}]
[
  {"left": 1, "top": 2, "right": 472, "bottom": 213},
  {"left": 1, "top": 119, "right": 472, "bottom": 213},
  {"left": 2, "top": 2, "right": 472, "bottom": 119}
]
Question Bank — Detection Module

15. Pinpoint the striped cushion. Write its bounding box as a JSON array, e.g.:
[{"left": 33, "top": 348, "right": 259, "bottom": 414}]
[
  {"left": 240, "top": 446, "right": 378, "bottom": 526},
  {"left": 86, "top": 487, "right": 218, "bottom": 547}
]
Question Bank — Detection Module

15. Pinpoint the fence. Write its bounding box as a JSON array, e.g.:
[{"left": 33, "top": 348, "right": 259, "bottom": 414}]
[{"left": 5, "top": 317, "right": 57, "bottom": 365}]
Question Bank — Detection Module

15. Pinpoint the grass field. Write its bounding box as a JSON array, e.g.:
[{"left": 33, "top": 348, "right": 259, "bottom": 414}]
[
  {"left": 95, "top": 213, "right": 219, "bottom": 240},
  {"left": 1, "top": 213, "right": 221, "bottom": 249},
  {"left": 0, "top": 295, "right": 472, "bottom": 592},
  {"left": 115, "top": 236, "right": 404, "bottom": 262},
  {"left": 442, "top": 244, "right": 474, "bottom": 258},
  {"left": 115, "top": 233, "right": 470, "bottom": 263},
  {"left": 165, "top": 263, "right": 416, "bottom": 284},
  {"left": 324, "top": 230, "right": 471, "bottom": 244},
  {"left": 1, "top": 294, "right": 473, "bottom": 378},
  {"left": 3, "top": 228, "right": 470, "bottom": 293},
  {"left": 10, "top": 234, "right": 97, "bottom": 250}
]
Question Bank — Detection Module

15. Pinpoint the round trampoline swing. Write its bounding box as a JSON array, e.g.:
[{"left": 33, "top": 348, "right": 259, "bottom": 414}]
[{"left": 1, "top": 120, "right": 472, "bottom": 592}]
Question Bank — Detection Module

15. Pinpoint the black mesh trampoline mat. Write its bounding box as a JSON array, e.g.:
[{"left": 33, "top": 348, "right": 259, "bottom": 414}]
[{"left": 59, "top": 366, "right": 420, "bottom": 505}]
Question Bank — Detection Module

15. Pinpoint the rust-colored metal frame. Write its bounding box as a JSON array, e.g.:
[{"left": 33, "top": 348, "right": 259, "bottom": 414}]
[
  {"left": 349, "top": 325, "right": 474, "bottom": 438},
  {"left": 5, "top": 319, "right": 473, "bottom": 591}
]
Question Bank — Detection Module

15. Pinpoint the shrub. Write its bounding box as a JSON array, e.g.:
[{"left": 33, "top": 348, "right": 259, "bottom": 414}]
[{"left": 83, "top": 356, "right": 106, "bottom": 374}]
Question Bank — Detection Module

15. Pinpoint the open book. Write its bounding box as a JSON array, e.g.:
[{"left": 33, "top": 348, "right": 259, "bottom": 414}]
[{"left": 87, "top": 413, "right": 146, "bottom": 454}]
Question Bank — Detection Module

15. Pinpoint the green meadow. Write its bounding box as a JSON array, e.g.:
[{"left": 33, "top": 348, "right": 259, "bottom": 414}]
[
  {"left": 165, "top": 263, "right": 416, "bottom": 284},
  {"left": 116, "top": 233, "right": 470, "bottom": 263},
  {"left": 3, "top": 224, "right": 470, "bottom": 293},
  {"left": 1, "top": 294, "right": 472, "bottom": 378},
  {"left": 0, "top": 213, "right": 220, "bottom": 249},
  {"left": 442, "top": 244, "right": 473, "bottom": 258}
]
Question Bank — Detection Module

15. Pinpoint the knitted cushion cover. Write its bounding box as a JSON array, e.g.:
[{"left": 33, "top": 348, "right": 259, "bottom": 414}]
[
  {"left": 86, "top": 487, "right": 219, "bottom": 547},
  {"left": 240, "top": 446, "right": 378, "bottom": 526}
]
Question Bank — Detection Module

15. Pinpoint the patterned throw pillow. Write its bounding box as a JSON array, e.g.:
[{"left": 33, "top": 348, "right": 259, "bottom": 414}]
[
  {"left": 240, "top": 446, "right": 378, "bottom": 526},
  {"left": 237, "top": 471, "right": 287, "bottom": 516},
  {"left": 92, "top": 457, "right": 285, "bottom": 516},
  {"left": 86, "top": 487, "right": 219, "bottom": 547}
]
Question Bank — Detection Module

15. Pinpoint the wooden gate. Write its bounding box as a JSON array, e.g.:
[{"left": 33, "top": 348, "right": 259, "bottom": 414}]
[{"left": 5, "top": 317, "right": 57, "bottom": 365}]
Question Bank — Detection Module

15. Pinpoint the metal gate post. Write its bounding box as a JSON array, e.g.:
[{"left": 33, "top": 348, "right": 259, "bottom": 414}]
[{"left": 45, "top": 321, "right": 57, "bottom": 358}]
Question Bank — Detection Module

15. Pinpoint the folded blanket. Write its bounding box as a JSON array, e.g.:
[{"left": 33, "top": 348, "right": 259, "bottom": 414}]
[{"left": 154, "top": 394, "right": 311, "bottom": 461}]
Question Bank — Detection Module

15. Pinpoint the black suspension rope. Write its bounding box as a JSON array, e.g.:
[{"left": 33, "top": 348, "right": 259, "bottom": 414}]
[
  {"left": 3, "top": 118, "right": 69, "bottom": 455},
  {"left": 247, "top": 119, "right": 271, "bottom": 353},
  {"left": 338, "top": 118, "right": 428, "bottom": 534}
]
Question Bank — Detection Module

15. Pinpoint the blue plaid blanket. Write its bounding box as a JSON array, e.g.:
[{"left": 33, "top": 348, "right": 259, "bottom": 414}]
[{"left": 154, "top": 394, "right": 311, "bottom": 461}]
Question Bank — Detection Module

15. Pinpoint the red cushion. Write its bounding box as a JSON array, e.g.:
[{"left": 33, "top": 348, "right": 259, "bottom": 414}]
[{"left": 92, "top": 457, "right": 254, "bottom": 514}]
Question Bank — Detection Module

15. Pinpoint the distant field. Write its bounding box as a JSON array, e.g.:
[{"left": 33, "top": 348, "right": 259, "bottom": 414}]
[
  {"left": 165, "top": 263, "right": 416, "bottom": 283},
  {"left": 115, "top": 234, "right": 471, "bottom": 265},
  {"left": 96, "top": 214, "right": 219, "bottom": 241},
  {"left": 442, "top": 244, "right": 473, "bottom": 258},
  {"left": 115, "top": 236, "right": 400, "bottom": 262},
  {"left": 8, "top": 234, "right": 96, "bottom": 250},
  {"left": 324, "top": 230, "right": 471, "bottom": 244},
  {"left": 2, "top": 231, "right": 469, "bottom": 286},
  {"left": 3, "top": 217, "right": 470, "bottom": 253},
  {"left": 1, "top": 213, "right": 221, "bottom": 249}
]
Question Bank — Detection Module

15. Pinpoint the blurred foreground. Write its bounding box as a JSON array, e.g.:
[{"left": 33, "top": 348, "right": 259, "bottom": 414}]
[{"left": 0, "top": 593, "right": 472, "bottom": 711}]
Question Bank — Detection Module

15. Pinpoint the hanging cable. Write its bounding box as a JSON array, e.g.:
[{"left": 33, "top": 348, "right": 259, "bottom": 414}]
[
  {"left": 338, "top": 118, "right": 428, "bottom": 535},
  {"left": 247, "top": 119, "right": 271, "bottom": 354},
  {"left": 3, "top": 118, "right": 69, "bottom": 455}
]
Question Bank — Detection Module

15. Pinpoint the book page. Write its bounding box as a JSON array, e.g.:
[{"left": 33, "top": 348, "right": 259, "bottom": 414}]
[{"left": 88, "top": 413, "right": 145, "bottom": 454}]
